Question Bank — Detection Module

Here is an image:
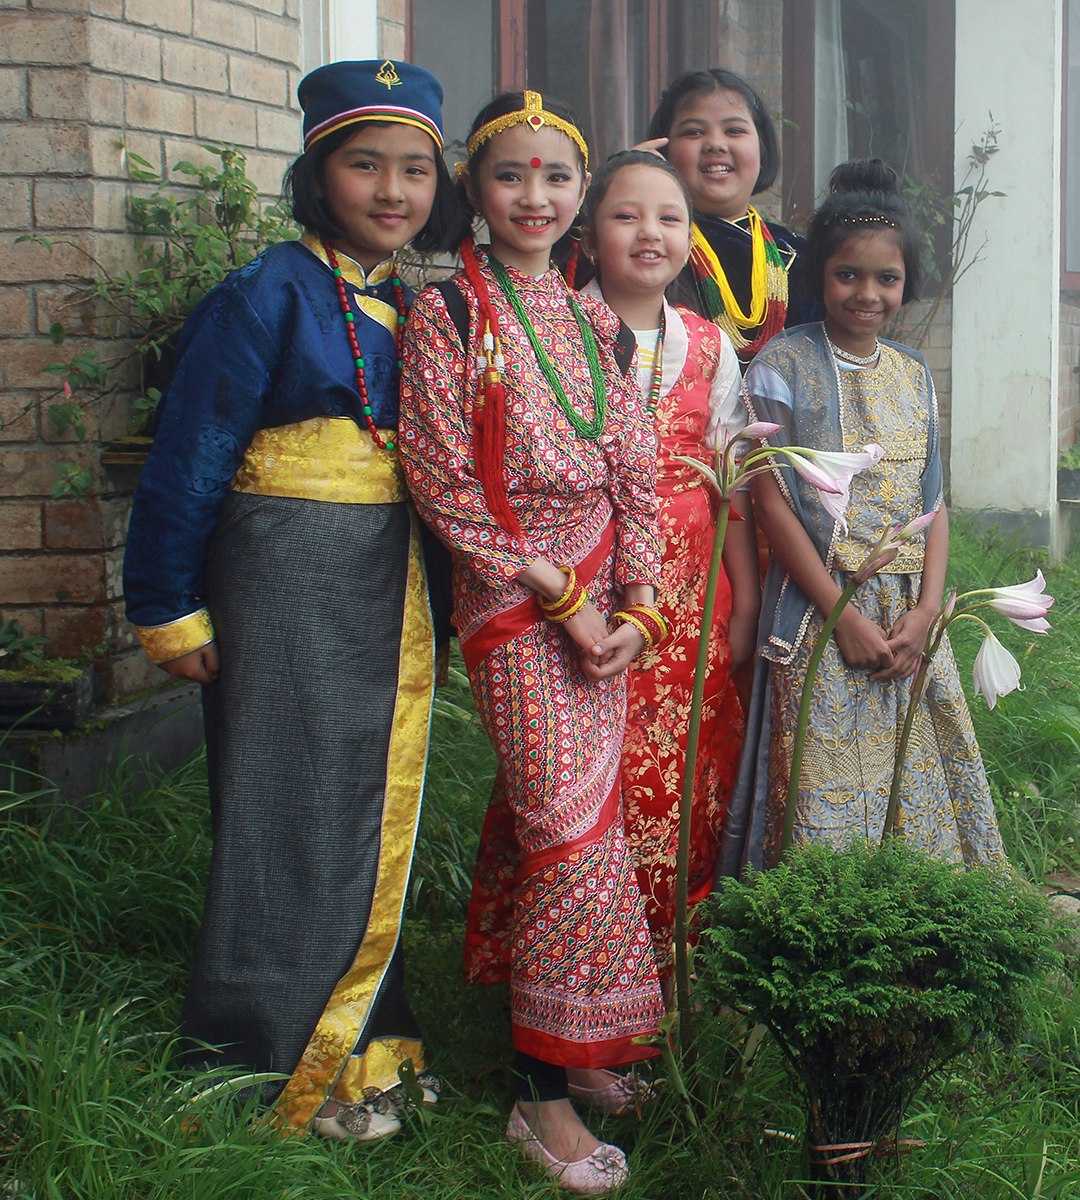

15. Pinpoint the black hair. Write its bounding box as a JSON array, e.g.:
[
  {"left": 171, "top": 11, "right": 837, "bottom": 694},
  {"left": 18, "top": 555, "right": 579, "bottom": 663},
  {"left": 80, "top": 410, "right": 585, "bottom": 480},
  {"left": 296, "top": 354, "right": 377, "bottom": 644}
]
[
  {"left": 574, "top": 149, "right": 694, "bottom": 298},
  {"left": 456, "top": 91, "right": 589, "bottom": 250},
  {"left": 646, "top": 68, "right": 780, "bottom": 197},
  {"left": 804, "top": 158, "right": 924, "bottom": 305},
  {"left": 283, "top": 120, "right": 460, "bottom": 254}
]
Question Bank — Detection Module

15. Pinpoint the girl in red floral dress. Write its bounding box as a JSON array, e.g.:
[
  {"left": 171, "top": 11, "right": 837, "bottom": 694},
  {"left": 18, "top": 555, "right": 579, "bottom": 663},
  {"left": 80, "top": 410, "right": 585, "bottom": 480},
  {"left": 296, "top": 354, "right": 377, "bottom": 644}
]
[
  {"left": 398, "top": 94, "right": 665, "bottom": 1194},
  {"left": 576, "top": 150, "right": 758, "bottom": 976}
]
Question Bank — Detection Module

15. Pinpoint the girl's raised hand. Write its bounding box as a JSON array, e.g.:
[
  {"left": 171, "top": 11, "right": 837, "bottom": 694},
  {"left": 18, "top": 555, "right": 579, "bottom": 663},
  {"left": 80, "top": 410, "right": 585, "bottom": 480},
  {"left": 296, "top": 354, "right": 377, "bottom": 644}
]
[
  {"left": 833, "top": 607, "right": 893, "bottom": 674},
  {"left": 160, "top": 642, "right": 221, "bottom": 685},
  {"left": 631, "top": 136, "right": 669, "bottom": 158}
]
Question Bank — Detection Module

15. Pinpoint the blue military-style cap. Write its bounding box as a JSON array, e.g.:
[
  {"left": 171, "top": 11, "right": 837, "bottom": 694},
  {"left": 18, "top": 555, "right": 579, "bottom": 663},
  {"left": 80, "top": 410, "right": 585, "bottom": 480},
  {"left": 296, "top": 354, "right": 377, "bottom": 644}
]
[{"left": 299, "top": 59, "right": 444, "bottom": 151}]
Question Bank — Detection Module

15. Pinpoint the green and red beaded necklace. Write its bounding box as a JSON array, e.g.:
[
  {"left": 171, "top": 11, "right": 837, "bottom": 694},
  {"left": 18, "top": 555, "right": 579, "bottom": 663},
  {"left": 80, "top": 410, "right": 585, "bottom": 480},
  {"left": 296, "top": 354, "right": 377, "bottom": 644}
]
[{"left": 323, "top": 239, "right": 407, "bottom": 453}]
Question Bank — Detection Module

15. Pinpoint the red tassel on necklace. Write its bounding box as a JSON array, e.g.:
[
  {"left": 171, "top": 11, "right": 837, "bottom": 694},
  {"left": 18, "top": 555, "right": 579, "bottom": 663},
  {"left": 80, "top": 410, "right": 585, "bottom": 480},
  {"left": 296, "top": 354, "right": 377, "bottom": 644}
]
[{"left": 460, "top": 238, "right": 522, "bottom": 536}]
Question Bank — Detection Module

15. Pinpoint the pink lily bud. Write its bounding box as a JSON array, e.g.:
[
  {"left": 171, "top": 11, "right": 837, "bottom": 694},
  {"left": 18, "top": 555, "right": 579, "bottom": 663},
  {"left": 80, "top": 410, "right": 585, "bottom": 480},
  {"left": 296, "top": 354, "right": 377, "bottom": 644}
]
[
  {"left": 739, "top": 421, "right": 783, "bottom": 441},
  {"left": 972, "top": 631, "right": 1022, "bottom": 710}
]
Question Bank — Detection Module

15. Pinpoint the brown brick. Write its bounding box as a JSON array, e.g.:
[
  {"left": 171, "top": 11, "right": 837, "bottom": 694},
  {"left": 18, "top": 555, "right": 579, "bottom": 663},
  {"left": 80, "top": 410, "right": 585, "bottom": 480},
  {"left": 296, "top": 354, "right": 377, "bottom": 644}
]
[
  {"left": 34, "top": 284, "right": 98, "bottom": 338},
  {"left": 0, "top": 13, "right": 88, "bottom": 65},
  {"left": 255, "top": 14, "right": 298, "bottom": 64},
  {"left": 88, "top": 0, "right": 122, "bottom": 16},
  {"left": 30, "top": 0, "right": 86, "bottom": 10},
  {"left": 0, "top": 288, "right": 32, "bottom": 336},
  {"left": 381, "top": 0, "right": 406, "bottom": 22},
  {"left": 87, "top": 18, "right": 159, "bottom": 80},
  {"left": 0, "top": 500, "right": 42, "bottom": 549},
  {"left": 89, "top": 126, "right": 161, "bottom": 180},
  {"left": 126, "top": 0, "right": 192, "bottom": 34},
  {"left": 125, "top": 81, "right": 195, "bottom": 134},
  {"left": 193, "top": 94, "right": 256, "bottom": 144},
  {"left": 0, "top": 393, "right": 39, "bottom": 442},
  {"left": 33, "top": 178, "right": 94, "bottom": 229},
  {"left": 192, "top": 0, "right": 255, "bottom": 51},
  {"left": 0, "top": 446, "right": 95, "bottom": 497},
  {"left": 162, "top": 38, "right": 227, "bottom": 92},
  {"left": 1, "top": 122, "right": 91, "bottom": 175},
  {"left": 246, "top": 151, "right": 289, "bottom": 198},
  {"left": 87, "top": 70, "right": 122, "bottom": 119},
  {"left": 256, "top": 106, "right": 299, "bottom": 153},
  {"left": 228, "top": 54, "right": 285, "bottom": 105},
  {"left": 0, "top": 180, "right": 32, "bottom": 230},
  {"left": 0, "top": 66, "right": 26, "bottom": 117},
  {"left": 44, "top": 497, "right": 103, "bottom": 549},
  {"left": 0, "top": 552, "right": 103, "bottom": 604},
  {"left": 0, "top": 338, "right": 76, "bottom": 389},
  {"left": 43, "top": 604, "right": 108, "bottom": 656},
  {"left": 1, "top": 609, "right": 44, "bottom": 640},
  {"left": 28, "top": 66, "right": 88, "bottom": 119},
  {"left": 0, "top": 232, "right": 93, "bottom": 285}
]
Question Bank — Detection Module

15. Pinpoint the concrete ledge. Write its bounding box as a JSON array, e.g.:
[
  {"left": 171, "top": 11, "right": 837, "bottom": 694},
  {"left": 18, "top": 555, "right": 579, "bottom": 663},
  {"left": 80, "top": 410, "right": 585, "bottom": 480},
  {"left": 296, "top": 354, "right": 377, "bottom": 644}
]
[{"left": 2, "top": 680, "right": 205, "bottom": 818}]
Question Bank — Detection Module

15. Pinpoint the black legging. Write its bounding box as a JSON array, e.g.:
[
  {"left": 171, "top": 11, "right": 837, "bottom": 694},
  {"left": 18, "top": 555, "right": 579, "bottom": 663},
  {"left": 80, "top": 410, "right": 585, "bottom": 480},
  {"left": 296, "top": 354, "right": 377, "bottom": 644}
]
[{"left": 514, "top": 1052, "right": 568, "bottom": 1102}]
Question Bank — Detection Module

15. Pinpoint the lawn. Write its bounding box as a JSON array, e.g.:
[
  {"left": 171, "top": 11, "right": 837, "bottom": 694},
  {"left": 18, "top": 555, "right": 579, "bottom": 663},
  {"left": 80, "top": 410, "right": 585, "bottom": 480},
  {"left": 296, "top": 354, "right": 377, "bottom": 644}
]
[{"left": 1, "top": 518, "right": 1078, "bottom": 1199}]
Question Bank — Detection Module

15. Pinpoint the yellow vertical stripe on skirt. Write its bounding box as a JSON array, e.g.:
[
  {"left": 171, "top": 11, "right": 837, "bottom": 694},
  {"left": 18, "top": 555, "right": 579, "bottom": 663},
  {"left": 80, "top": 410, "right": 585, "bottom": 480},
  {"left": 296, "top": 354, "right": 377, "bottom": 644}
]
[{"left": 273, "top": 506, "right": 435, "bottom": 1130}]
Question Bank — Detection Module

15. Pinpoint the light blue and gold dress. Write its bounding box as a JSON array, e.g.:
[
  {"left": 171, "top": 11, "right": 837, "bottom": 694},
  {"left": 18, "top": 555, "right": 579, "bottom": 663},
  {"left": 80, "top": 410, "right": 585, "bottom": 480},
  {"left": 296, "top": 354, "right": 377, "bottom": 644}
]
[{"left": 719, "top": 323, "right": 1005, "bottom": 874}]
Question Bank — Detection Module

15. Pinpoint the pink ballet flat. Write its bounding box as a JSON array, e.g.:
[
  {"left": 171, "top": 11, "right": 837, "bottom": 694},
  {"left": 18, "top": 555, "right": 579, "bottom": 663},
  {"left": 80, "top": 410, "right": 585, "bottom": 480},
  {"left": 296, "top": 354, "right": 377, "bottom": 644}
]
[
  {"left": 505, "top": 1104, "right": 629, "bottom": 1195},
  {"left": 567, "top": 1070, "right": 655, "bottom": 1117}
]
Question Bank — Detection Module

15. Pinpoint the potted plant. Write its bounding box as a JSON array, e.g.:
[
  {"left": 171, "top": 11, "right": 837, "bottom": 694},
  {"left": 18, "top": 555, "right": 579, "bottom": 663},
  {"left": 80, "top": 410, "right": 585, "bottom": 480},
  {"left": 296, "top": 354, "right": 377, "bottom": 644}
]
[{"left": 0, "top": 618, "right": 94, "bottom": 732}]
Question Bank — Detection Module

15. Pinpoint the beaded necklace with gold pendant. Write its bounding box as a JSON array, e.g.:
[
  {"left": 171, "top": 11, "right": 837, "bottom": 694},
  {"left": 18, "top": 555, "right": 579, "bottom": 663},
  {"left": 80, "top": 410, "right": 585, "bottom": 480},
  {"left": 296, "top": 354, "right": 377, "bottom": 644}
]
[{"left": 323, "top": 239, "right": 407, "bottom": 453}]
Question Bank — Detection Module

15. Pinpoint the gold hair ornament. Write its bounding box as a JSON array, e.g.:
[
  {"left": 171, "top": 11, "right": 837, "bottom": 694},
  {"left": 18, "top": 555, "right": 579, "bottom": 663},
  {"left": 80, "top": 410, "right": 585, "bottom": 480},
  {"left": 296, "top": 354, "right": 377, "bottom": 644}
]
[{"left": 465, "top": 90, "right": 589, "bottom": 168}]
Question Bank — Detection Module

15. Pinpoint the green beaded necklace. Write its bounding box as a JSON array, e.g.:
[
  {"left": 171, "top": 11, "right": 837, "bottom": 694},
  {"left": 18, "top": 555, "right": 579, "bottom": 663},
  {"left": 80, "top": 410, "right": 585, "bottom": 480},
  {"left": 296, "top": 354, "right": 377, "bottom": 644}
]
[{"left": 488, "top": 256, "right": 607, "bottom": 440}]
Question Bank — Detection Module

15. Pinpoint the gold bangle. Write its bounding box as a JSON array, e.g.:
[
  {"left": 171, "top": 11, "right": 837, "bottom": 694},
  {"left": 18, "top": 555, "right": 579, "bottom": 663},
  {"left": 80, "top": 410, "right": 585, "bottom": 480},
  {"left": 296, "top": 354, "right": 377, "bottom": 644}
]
[
  {"left": 537, "top": 565, "right": 577, "bottom": 614},
  {"left": 546, "top": 588, "right": 588, "bottom": 623},
  {"left": 612, "top": 609, "right": 654, "bottom": 648}
]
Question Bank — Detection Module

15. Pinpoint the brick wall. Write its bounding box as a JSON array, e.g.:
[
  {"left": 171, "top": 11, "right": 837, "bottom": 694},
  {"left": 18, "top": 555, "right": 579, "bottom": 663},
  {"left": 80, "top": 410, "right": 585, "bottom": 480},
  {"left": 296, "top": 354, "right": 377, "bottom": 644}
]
[{"left": 0, "top": 0, "right": 310, "bottom": 699}]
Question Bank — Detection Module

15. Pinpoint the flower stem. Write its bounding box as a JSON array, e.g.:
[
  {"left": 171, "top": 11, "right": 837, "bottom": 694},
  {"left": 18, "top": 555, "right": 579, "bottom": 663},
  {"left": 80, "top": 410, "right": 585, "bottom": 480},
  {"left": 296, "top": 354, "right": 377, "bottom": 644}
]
[
  {"left": 884, "top": 624, "right": 946, "bottom": 838},
  {"left": 780, "top": 577, "right": 861, "bottom": 856},
  {"left": 674, "top": 497, "right": 730, "bottom": 1053}
]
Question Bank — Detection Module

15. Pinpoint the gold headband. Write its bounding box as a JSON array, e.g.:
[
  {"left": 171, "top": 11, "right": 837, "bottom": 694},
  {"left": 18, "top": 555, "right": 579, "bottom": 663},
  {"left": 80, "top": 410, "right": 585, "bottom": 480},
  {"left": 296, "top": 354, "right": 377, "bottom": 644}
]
[{"left": 464, "top": 90, "right": 589, "bottom": 168}]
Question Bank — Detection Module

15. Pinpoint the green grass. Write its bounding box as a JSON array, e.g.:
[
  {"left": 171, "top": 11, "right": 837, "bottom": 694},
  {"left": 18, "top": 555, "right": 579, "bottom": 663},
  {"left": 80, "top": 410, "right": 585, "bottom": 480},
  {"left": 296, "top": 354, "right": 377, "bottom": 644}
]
[{"left": 0, "top": 520, "right": 1077, "bottom": 1198}]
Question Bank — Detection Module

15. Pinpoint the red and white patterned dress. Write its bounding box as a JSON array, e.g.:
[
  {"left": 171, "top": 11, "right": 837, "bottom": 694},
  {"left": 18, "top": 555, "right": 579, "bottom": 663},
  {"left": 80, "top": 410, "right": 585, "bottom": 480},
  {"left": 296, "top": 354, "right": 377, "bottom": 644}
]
[{"left": 398, "top": 248, "right": 665, "bottom": 1068}]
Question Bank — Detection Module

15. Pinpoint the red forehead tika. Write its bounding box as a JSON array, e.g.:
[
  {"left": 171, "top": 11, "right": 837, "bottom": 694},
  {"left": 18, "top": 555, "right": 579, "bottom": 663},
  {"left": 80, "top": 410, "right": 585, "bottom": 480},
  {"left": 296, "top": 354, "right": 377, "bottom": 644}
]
[{"left": 530, "top": 156, "right": 542, "bottom": 168}]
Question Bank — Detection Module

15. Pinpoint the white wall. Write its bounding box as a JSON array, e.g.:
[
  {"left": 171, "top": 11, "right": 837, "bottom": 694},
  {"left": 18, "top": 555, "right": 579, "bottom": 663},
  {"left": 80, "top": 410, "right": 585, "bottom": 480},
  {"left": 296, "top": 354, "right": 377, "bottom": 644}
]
[{"left": 950, "top": 0, "right": 1063, "bottom": 549}]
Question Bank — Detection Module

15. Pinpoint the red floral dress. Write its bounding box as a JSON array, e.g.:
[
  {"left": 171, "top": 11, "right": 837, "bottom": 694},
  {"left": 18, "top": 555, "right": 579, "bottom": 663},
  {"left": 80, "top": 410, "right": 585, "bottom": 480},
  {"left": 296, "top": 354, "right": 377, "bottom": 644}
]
[
  {"left": 398, "top": 249, "right": 665, "bottom": 1068},
  {"left": 619, "top": 303, "right": 747, "bottom": 973}
]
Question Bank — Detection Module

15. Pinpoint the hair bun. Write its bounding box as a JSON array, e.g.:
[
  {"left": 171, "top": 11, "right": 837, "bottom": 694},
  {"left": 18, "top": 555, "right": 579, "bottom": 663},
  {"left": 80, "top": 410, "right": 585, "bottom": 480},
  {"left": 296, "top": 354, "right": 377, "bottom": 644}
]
[{"left": 827, "top": 158, "right": 900, "bottom": 198}]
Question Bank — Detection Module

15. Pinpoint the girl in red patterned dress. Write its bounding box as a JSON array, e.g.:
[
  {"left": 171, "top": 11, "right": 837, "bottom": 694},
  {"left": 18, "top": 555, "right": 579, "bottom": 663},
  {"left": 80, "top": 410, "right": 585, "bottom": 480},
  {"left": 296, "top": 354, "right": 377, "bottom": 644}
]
[
  {"left": 398, "top": 94, "right": 665, "bottom": 1194},
  {"left": 575, "top": 150, "right": 759, "bottom": 981}
]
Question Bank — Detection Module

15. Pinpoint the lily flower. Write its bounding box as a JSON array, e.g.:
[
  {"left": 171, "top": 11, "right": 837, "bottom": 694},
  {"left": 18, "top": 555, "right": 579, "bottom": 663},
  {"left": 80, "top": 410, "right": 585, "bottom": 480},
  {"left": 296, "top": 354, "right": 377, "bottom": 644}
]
[
  {"left": 854, "top": 510, "right": 938, "bottom": 584},
  {"left": 972, "top": 630, "right": 1022, "bottom": 709},
  {"left": 779, "top": 443, "right": 884, "bottom": 530},
  {"left": 983, "top": 570, "right": 1055, "bottom": 630}
]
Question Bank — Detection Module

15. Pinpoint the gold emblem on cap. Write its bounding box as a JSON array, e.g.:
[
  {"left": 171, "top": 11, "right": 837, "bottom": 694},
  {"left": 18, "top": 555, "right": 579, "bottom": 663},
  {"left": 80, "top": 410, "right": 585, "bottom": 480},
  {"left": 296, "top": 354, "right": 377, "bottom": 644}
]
[{"left": 375, "top": 60, "right": 402, "bottom": 90}]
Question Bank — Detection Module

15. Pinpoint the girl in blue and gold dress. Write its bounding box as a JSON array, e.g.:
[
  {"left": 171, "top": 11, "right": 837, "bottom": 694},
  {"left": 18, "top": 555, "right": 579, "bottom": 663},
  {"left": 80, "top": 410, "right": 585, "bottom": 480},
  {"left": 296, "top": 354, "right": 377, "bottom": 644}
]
[{"left": 124, "top": 60, "right": 458, "bottom": 1141}]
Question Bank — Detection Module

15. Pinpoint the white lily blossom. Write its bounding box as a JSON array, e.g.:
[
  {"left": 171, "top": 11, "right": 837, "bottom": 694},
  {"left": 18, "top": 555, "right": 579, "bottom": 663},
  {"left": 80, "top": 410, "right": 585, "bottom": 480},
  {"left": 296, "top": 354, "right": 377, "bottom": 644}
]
[{"left": 972, "top": 630, "right": 1022, "bottom": 710}]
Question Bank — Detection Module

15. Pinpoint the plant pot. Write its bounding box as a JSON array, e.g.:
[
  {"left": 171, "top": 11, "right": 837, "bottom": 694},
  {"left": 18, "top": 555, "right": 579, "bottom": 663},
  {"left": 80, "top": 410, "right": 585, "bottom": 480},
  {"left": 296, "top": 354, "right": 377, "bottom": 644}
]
[
  {"left": 1058, "top": 467, "right": 1080, "bottom": 500},
  {"left": 0, "top": 666, "right": 93, "bottom": 731}
]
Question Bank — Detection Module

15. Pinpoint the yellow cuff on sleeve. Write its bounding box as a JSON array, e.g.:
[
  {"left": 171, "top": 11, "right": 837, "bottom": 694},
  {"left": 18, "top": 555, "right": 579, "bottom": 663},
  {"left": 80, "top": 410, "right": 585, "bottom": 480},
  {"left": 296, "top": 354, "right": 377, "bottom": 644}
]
[{"left": 135, "top": 609, "right": 215, "bottom": 664}]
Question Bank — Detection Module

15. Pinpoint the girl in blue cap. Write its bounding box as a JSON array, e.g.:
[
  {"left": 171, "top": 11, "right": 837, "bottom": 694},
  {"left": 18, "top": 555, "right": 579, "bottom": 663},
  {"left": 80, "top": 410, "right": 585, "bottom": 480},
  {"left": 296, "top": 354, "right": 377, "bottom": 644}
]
[{"left": 124, "top": 59, "right": 458, "bottom": 1141}]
